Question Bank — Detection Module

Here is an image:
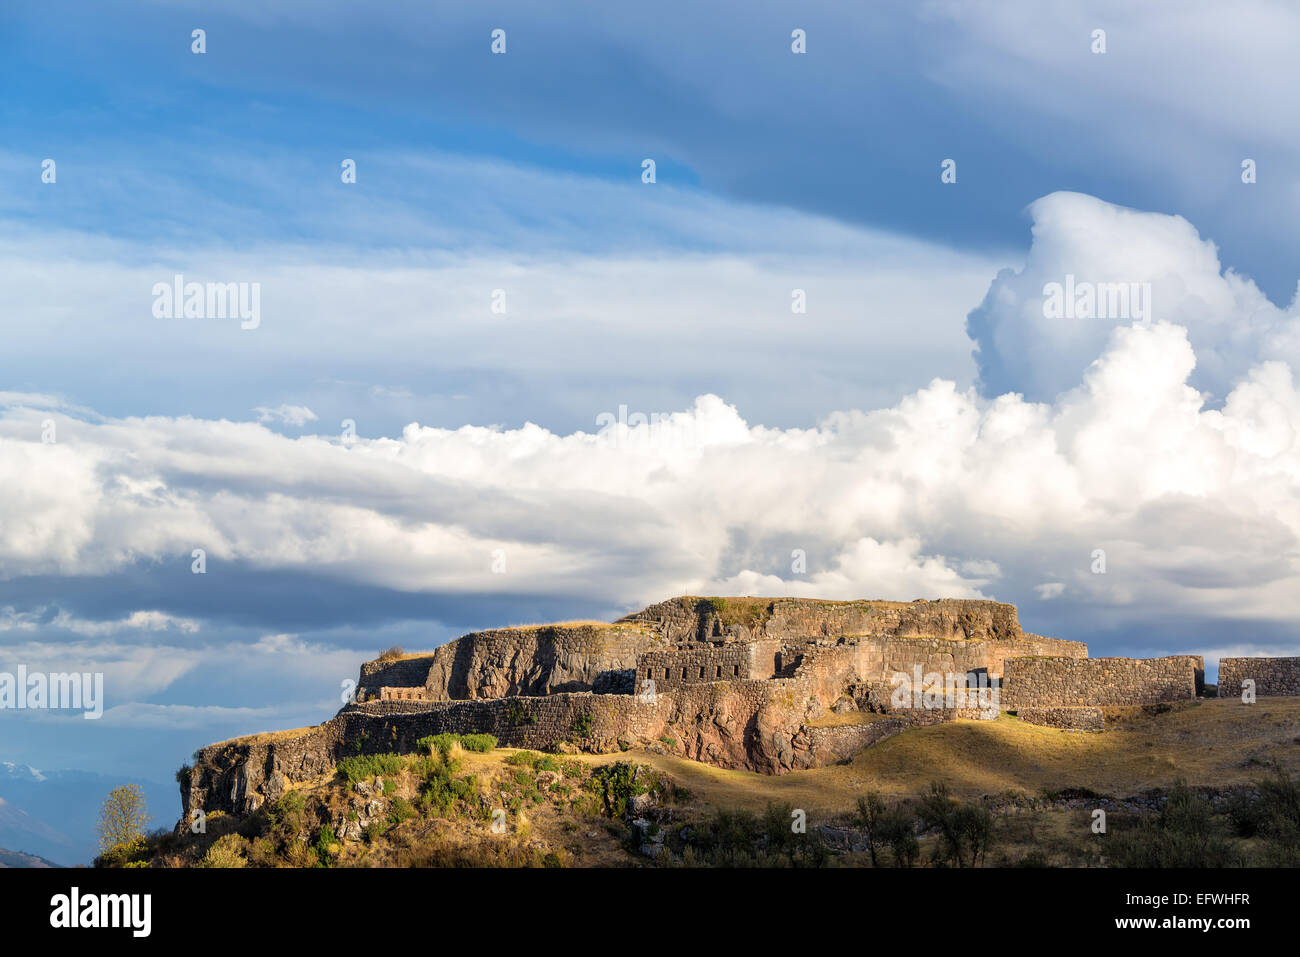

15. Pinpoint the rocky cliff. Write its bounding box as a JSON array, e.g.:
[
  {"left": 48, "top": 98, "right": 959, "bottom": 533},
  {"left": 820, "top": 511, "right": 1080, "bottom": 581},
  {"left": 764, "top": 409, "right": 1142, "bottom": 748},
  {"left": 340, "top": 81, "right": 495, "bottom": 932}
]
[{"left": 179, "top": 594, "right": 1064, "bottom": 825}]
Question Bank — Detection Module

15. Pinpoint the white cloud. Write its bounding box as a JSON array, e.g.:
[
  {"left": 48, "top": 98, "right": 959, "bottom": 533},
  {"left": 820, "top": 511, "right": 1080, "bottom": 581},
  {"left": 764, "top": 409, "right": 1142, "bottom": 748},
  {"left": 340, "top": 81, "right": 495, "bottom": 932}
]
[
  {"left": 967, "top": 192, "right": 1300, "bottom": 402},
  {"left": 0, "top": 608, "right": 200, "bottom": 636},
  {"left": 0, "top": 194, "right": 1296, "bottom": 648},
  {"left": 253, "top": 405, "right": 318, "bottom": 427}
]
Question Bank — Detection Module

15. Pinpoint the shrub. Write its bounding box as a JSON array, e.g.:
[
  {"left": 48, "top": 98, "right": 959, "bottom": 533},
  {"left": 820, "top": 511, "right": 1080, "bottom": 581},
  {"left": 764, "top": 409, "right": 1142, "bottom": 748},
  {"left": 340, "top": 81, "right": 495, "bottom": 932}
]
[
  {"left": 417, "top": 760, "right": 477, "bottom": 819},
  {"left": 1113, "top": 780, "right": 1239, "bottom": 867},
  {"left": 856, "top": 792, "right": 920, "bottom": 868},
  {"left": 573, "top": 710, "right": 594, "bottom": 737},
  {"left": 274, "top": 790, "right": 306, "bottom": 816},
  {"left": 459, "top": 733, "right": 497, "bottom": 753},
  {"left": 377, "top": 645, "right": 404, "bottom": 662},
  {"left": 504, "top": 750, "right": 561, "bottom": 773},
  {"left": 388, "top": 797, "right": 416, "bottom": 825},
  {"left": 417, "top": 733, "right": 496, "bottom": 759},
  {"left": 337, "top": 753, "right": 404, "bottom": 783},
  {"left": 199, "top": 834, "right": 249, "bottom": 868},
  {"left": 314, "top": 824, "right": 339, "bottom": 866},
  {"left": 506, "top": 700, "right": 536, "bottom": 726},
  {"left": 95, "top": 835, "right": 149, "bottom": 868},
  {"left": 918, "top": 782, "right": 994, "bottom": 868},
  {"left": 588, "top": 762, "right": 659, "bottom": 819}
]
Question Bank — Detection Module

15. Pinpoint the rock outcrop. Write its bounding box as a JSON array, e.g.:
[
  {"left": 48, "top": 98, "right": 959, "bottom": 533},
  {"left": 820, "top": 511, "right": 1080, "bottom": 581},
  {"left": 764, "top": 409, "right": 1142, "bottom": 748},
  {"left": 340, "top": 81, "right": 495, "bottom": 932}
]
[{"left": 182, "top": 594, "right": 1222, "bottom": 827}]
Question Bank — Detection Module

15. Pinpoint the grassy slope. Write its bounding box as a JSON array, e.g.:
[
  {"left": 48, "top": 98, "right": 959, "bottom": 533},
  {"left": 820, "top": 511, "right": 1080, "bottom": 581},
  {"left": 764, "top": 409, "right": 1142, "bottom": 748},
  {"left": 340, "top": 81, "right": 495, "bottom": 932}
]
[
  {"left": 576, "top": 698, "right": 1300, "bottom": 816},
  {"left": 154, "top": 698, "right": 1300, "bottom": 868}
]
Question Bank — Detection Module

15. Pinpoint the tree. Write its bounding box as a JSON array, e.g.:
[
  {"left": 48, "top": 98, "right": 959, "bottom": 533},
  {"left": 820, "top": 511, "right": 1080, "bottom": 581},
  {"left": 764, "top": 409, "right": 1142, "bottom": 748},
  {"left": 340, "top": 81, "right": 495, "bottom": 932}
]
[
  {"left": 919, "top": 781, "right": 994, "bottom": 867},
  {"left": 855, "top": 792, "right": 886, "bottom": 867},
  {"left": 97, "top": 783, "right": 151, "bottom": 858}
]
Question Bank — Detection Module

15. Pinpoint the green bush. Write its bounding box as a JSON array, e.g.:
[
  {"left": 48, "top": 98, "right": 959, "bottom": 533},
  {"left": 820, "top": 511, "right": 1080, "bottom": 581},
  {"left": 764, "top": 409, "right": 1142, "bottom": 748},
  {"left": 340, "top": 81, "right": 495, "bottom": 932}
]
[
  {"left": 314, "top": 824, "right": 338, "bottom": 866},
  {"left": 388, "top": 796, "right": 416, "bottom": 825},
  {"left": 506, "top": 750, "right": 542, "bottom": 767},
  {"left": 918, "top": 782, "right": 994, "bottom": 868},
  {"left": 504, "top": 750, "right": 561, "bottom": 773},
  {"left": 416, "top": 733, "right": 498, "bottom": 759},
  {"left": 417, "top": 760, "right": 478, "bottom": 818},
  {"left": 199, "top": 834, "right": 249, "bottom": 868},
  {"left": 855, "top": 792, "right": 919, "bottom": 867},
  {"left": 459, "top": 733, "right": 498, "bottom": 753},
  {"left": 588, "top": 762, "right": 657, "bottom": 818},
  {"left": 336, "top": 753, "right": 404, "bottom": 783},
  {"left": 1113, "top": 780, "right": 1240, "bottom": 867}
]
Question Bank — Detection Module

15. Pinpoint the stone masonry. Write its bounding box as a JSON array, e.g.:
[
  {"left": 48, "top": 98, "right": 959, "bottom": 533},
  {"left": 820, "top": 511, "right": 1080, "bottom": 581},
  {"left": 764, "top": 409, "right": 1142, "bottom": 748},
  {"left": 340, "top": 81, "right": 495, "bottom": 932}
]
[
  {"left": 1217, "top": 657, "right": 1300, "bottom": 698},
  {"left": 180, "top": 596, "right": 1258, "bottom": 820}
]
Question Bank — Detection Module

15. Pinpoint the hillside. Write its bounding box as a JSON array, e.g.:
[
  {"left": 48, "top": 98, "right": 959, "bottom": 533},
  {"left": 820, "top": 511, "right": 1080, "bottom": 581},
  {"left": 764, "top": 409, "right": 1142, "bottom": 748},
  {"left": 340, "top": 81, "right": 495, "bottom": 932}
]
[
  {"left": 0, "top": 847, "right": 61, "bottom": 868},
  {"left": 615, "top": 698, "right": 1300, "bottom": 813},
  {"left": 134, "top": 698, "right": 1300, "bottom": 868}
]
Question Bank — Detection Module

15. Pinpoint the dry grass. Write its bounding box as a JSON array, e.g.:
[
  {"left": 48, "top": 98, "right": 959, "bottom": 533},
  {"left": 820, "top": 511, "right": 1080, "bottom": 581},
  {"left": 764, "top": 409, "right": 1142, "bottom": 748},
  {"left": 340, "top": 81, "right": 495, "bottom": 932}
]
[
  {"left": 568, "top": 698, "right": 1300, "bottom": 817},
  {"left": 206, "top": 726, "right": 320, "bottom": 749},
  {"left": 205, "top": 698, "right": 1300, "bottom": 853}
]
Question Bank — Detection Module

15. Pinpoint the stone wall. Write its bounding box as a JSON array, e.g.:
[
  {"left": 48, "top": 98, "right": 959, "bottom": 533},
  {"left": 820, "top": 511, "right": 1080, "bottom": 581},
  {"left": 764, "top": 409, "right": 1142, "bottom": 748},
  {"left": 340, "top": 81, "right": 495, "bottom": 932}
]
[
  {"left": 1002, "top": 655, "right": 1202, "bottom": 709},
  {"left": 378, "top": 687, "right": 426, "bottom": 701},
  {"left": 358, "top": 655, "right": 438, "bottom": 698},
  {"left": 850, "top": 636, "right": 991, "bottom": 686},
  {"left": 619, "top": 596, "right": 1034, "bottom": 645},
  {"left": 419, "top": 622, "right": 657, "bottom": 700},
  {"left": 982, "top": 633, "right": 1088, "bottom": 679},
  {"left": 636, "top": 644, "right": 754, "bottom": 689},
  {"left": 763, "top": 598, "right": 1024, "bottom": 643},
  {"left": 1217, "top": 657, "right": 1300, "bottom": 698},
  {"left": 1015, "top": 706, "right": 1105, "bottom": 731},
  {"left": 182, "top": 594, "right": 1124, "bottom": 821}
]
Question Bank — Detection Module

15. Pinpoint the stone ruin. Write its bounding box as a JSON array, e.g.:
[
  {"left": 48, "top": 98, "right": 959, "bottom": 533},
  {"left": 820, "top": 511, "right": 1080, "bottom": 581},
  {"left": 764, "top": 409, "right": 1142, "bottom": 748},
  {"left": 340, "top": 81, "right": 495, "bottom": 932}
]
[{"left": 180, "top": 595, "right": 1298, "bottom": 818}]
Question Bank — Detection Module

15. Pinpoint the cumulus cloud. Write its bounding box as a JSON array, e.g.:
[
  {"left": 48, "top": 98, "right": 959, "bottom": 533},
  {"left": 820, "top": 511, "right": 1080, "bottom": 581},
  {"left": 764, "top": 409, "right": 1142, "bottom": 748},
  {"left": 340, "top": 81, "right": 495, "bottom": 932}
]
[
  {"left": 0, "top": 333, "right": 1297, "bottom": 634},
  {"left": 967, "top": 192, "right": 1300, "bottom": 402},
  {"left": 0, "top": 193, "right": 1297, "bottom": 654}
]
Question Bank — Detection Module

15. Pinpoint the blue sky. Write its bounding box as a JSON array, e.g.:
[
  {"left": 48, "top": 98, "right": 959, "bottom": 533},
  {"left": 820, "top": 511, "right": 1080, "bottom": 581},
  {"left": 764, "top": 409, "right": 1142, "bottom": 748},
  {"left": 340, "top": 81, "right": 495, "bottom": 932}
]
[{"left": 2, "top": 1, "right": 1300, "bottom": 850}]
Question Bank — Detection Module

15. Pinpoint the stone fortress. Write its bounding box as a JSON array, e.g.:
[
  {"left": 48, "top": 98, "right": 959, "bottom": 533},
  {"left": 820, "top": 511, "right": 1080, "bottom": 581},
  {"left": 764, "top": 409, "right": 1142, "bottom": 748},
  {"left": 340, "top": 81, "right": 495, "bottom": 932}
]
[{"left": 182, "top": 596, "right": 1300, "bottom": 818}]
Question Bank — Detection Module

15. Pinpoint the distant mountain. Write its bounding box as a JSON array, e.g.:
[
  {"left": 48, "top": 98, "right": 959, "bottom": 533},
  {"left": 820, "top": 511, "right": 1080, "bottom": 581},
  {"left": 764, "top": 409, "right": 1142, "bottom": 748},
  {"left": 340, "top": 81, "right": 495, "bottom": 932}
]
[
  {"left": 0, "top": 846, "right": 60, "bottom": 868},
  {"left": 0, "top": 763, "right": 175, "bottom": 867}
]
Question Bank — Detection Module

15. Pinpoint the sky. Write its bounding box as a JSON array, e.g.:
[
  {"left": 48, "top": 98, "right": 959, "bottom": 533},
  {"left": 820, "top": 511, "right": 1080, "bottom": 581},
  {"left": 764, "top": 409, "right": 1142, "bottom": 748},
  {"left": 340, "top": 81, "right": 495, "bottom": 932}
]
[{"left": 2, "top": 0, "right": 1300, "bottom": 829}]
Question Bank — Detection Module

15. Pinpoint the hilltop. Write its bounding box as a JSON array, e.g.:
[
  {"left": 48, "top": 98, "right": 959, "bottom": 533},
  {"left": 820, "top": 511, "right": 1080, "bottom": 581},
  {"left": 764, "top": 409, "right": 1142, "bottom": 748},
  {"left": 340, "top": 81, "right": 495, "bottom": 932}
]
[{"left": 153, "top": 595, "right": 1300, "bottom": 867}]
